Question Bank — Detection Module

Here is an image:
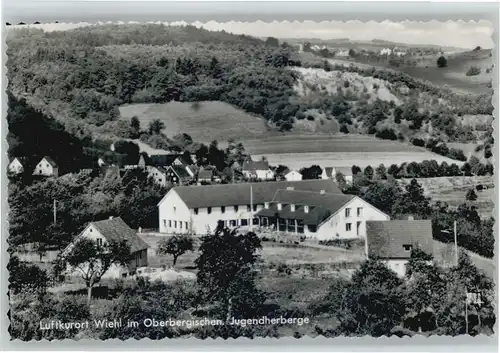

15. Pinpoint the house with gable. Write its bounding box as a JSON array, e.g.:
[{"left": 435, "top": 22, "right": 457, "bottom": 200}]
[
  {"left": 157, "top": 179, "right": 373, "bottom": 236},
  {"left": 365, "top": 219, "right": 434, "bottom": 277},
  {"left": 8, "top": 157, "right": 27, "bottom": 175},
  {"left": 32, "top": 156, "right": 59, "bottom": 177},
  {"left": 139, "top": 153, "right": 195, "bottom": 186},
  {"left": 284, "top": 170, "right": 303, "bottom": 181},
  {"left": 254, "top": 189, "right": 389, "bottom": 240},
  {"left": 242, "top": 160, "right": 275, "bottom": 180},
  {"left": 322, "top": 166, "right": 353, "bottom": 184},
  {"left": 61, "top": 217, "right": 149, "bottom": 278}
]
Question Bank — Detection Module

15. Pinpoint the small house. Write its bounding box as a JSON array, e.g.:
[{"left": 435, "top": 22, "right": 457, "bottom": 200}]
[
  {"left": 321, "top": 167, "right": 334, "bottom": 180},
  {"left": 8, "top": 157, "right": 26, "bottom": 175},
  {"left": 61, "top": 217, "right": 149, "bottom": 278},
  {"left": 32, "top": 156, "right": 58, "bottom": 177},
  {"left": 242, "top": 160, "right": 275, "bottom": 180},
  {"left": 366, "top": 219, "right": 434, "bottom": 277},
  {"left": 284, "top": 170, "right": 303, "bottom": 181},
  {"left": 198, "top": 169, "right": 214, "bottom": 183},
  {"left": 333, "top": 167, "right": 353, "bottom": 184}
]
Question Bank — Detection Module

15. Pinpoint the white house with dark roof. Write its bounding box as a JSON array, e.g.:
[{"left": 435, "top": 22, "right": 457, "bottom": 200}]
[
  {"left": 366, "top": 219, "right": 434, "bottom": 277},
  {"left": 8, "top": 157, "right": 26, "bottom": 175},
  {"left": 157, "top": 179, "right": 342, "bottom": 235},
  {"left": 284, "top": 170, "right": 303, "bottom": 181},
  {"left": 32, "top": 156, "right": 58, "bottom": 177},
  {"left": 61, "top": 217, "right": 149, "bottom": 278},
  {"left": 322, "top": 167, "right": 353, "bottom": 184},
  {"left": 255, "top": 190, "right": 389, "bottom": 240},
  {"left": 242, "top": 160, "right": 275, "bottom": 180}
]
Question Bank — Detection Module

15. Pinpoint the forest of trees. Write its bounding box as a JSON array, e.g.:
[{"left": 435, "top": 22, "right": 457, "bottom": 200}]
[{"left": 6, "top": 24, "right": 493, "bottom": 157}]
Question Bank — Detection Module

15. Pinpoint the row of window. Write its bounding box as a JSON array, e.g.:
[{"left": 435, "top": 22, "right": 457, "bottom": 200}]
[
  {"left": 194, "top": 204, "right": 258, "bottom": 215},
  {"left": 345, "top": 207, "right": 363, "bottom": 218},
  {"left": 164, "top": 220, "right": 189, "bottom": 230}
]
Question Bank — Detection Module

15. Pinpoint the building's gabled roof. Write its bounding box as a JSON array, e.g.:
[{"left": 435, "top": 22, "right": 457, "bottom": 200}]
[
  {"left": 144, "top": 154, "right": 181, "bottom": 167},
  {"left": 9, "top": 157, "right": 27, "bottom": 165},
  {"left": 41, "top": 156, "right": 58, "bottom": 167},
  {"left": 366, "top": 220, "right": 433, "bottom": 260},
  {"left": 285, "top": 170, "right": 300, "bottom": 176},
  {"left": 91, "top": 217, "right": 149, "bottom": 253},
  {"left": 255, "top": 190, "right": 356, "bottom": 225},
  {"left": 323, "top": 167, "right": 334, "bottom": 178},
  {"left": 334, "top": 167, "right": 353, "bottom": 176},
  {"left": 170, "top": 165, "right": 191, "bottom": 180},
  {"left": 163, "top": 179, "right": 342, "bottom": 209},
  {"left": 198, "top": 170, "right": 214, "bottom": 179},
  {"left": 243, "top": 160, "right": 270, "bottom": 171}
]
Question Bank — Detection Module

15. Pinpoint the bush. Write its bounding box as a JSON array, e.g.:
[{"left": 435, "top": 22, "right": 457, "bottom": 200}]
[
  {"left": 437, "top": 56, "right": 447, "bottom": 68},
  {"left": 375, "top": 128, "right": 398, "bottom": 141},
  {"left": 340, "top": 124, "right": 349, "bottom": 134},
  {"left": 466, "top": 66, "right": 481, "bottom": 76},
  {"left": 476, "top": 184, "right": 484, "bottom": 191},
  {"left": 412, "top": 138, "right": 426, "bottom": 147}
]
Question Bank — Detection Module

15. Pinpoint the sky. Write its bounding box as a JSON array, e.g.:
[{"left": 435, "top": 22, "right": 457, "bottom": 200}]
[{"left": 4, "top": 1, "right": 495, "bottom": 49}]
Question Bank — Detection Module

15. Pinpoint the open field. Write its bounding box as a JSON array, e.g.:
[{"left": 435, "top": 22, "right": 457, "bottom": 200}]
[
  {"left": 253, "top": 151, "right": 463, "bottom": 171},
  {"left": 139, "top": 234, "right": 363, "bottom": 270},
  {"left": 119, "top": 101, "right": 269, "bottom": 144},
  {"left": 398, "top": 176, "right": 494, "bottom": 218}
]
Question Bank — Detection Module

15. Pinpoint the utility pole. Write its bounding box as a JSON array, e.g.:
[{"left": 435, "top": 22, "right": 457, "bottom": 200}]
[
  {"left": 53, "top": 199, "right": 57, "bottom": 225},
  {"left": 453, "top": 220, "right": 458, "bottom": 266},
  {"left": 465, "top": 290, "right": 469, "bottom": 334},
  {"left": 250, "top": 184, "right": 253, "bottom": 232}
]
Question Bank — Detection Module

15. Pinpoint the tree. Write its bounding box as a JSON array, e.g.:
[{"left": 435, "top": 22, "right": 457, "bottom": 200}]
[
  {"left": 265, "top": 37, "right": 279, "bottom": 47},
  {"left": 393, "top": 179, "right": 431, "bottom": 218},
  {"left": 8, "top": 256, "right": 49, "bottom": 296},
  {"left": 130, "top": 116, "right": 141, "bottom": 138},
  {"left": 363, "top": 165, "right": 374, "bottom": 180},
  {"left": 148, "top": 119, "right": 165, "bottom": 135},
  {"left": 437, "top": 56, "right": 447, "bottom": 68},
  {"left": 362, "top": 181, "right": 402, "bottom": 216},
  {"left": 466, "top": 189, "right": 478, "bottom": 201},
  {"left": 157, "top": 235, "right": 194, "bottom": 267},
  {"left": 337, "top": 260, "right": 405, "bottom": 337},
  {"left": 300, "top": 165, "right": 323, "bottom": 180},
  {"left": 375, "top": 164, "right": 387, "bottom": 180},
  {"left": 113, "top": 140, "right": 140, "bottom": 165},
  {"left": 195, "top": 223, "right": 263, "bottom": 320},
  {"left": 351, "top": 165, "right": 362, "bottom": 176},
  {"left": 55, "top": 238, "right": 132, "bottom": 304}
]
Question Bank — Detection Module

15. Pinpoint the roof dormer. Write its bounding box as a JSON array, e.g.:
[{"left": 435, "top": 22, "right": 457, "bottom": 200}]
[
  {"left": 277, "top": 203, "right": 282, "bottom": 211},
  {"left": 290, "top": 204, "right": 295, "bottom": 212},
  {"left": 304, "top": 205, "right": 309, "bottom": 213}
]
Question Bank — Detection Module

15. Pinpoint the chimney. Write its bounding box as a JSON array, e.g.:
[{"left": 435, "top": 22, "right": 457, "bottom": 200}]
[
  {"left": 304, "top": 205, "right": 309, "bottom": 213},
  {"left": 408, "top": 215, "right": 414, "bottom": 220},
  {"left": 320, "top": 190, "right": 326, "bottom": 195},
  {"left": 291, "top": 204, "right": 295, "bottom": 212},
  {"left": 286, "top": 186, "right": 294, "bottom": 191}
]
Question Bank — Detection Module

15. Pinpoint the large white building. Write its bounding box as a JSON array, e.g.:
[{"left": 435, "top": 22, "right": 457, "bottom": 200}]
[{"left": 157, "top": 179, "right": 389, "bottom": 239}]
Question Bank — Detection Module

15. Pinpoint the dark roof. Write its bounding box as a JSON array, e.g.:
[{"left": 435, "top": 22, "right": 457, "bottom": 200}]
[
  {"left": 366, "top": 220, "right": 433, "bottom": 260},
  {"left": 335, "top": 167, "right": 353, "bottom": 176},
  {"left": 42, "top": 156, "right": 58, "bottom": 167},
  {"left": 166, "top": 179, "right": 342, "bottom": 209},
  {"left": 145, "top": 154, "right": 182, "bottom": 167},
  {"left": 255, "top": 190, "right": 355, "bottom": 225},
  {"left": 92, "top": 217, "right": 149, "bottom": 253},
  {"left": 243, "top": 160, "right": 270, "bottom": 171},
  {"left": 324, "top": 167, "right": 334, "bottom": 178},
  {"left": 170, "top": 165, "right": 192, "bottom": 180},
  {"left": 198, "top": 170, "right": 213, "bottom": 179},
  {"left": 9, "top": 157, "right": 27, "bottom": 164}
]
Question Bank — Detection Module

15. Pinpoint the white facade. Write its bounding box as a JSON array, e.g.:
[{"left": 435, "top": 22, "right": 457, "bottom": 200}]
[
  {"left": 332, "top": 168, "right": 353, "bottom": 184},
  {"left": 33, "top": 157, "right": 58, "bottom": 177},
  {"left": 285, "top": 171, "right": 303, "bottom": 181},
  {"left": 383, "top": 259, "right": 409, "bottom": 278},
  {"left": 8, "top": 158, "right": 24, "bottom": 175},
  {"left": 243, "top": 169, "right": 275, "bottom": 180},
  {"left": 158, "top": 190, "right": 389, "bottom": 239},
  {"left": 147, "top": 166, "right": 168, "bottom": 187},
  {"left": 259, "top": 197, "right": 390, "bottom": 240},
  {"left": 158, "top": 189, "right": 264, "bottom": 235},
  {"left": 64, "top": 223, "right": 148, "bottom": 279}
]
